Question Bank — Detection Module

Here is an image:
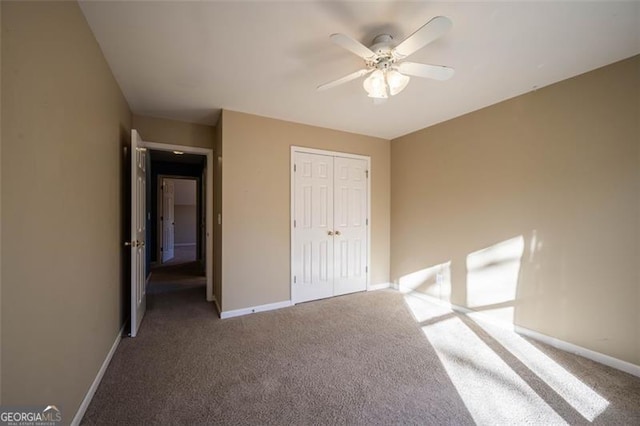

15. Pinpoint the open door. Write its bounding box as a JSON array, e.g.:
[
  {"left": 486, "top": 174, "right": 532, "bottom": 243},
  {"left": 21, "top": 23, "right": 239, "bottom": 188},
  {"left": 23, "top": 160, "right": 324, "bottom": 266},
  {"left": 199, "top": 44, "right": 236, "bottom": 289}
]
[
  {"left": 161, "top": 178, "right": 175, "bottom": 263},
  {"left": 129, "top": 130, "right": 147, "bottom": 337}
]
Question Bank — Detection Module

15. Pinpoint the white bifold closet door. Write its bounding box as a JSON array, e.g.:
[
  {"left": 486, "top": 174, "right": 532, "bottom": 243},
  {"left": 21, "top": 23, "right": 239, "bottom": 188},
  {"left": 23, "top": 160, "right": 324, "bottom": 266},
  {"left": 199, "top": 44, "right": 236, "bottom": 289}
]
[{"left": 292, "top": 151, "right": 368, "bottom": 304}]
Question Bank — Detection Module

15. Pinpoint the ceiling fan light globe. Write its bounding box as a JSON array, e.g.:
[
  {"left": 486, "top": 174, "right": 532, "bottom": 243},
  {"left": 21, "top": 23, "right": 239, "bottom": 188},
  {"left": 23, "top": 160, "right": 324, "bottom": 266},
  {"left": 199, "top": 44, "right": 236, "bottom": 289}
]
[
  {"left": 363, "top": 70, "right": 388, "bottom": 98},
  {"left": 367, "top": 91, "right": 388, "bottom": 99},
  {"left": 387, "top": 70, "right": 410, "bottom": 96}
]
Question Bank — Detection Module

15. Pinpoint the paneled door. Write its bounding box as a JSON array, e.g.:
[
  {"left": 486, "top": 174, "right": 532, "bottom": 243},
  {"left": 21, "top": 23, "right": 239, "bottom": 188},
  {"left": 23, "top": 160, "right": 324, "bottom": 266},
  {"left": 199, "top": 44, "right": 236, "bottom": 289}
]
[
  {"left": 292, "top": 149, "right": 369, "bottom": 304},
  {"left": 129, "top": 130, "right": 147, "bottom": 337},
  {"left": 292, "top": 152, "right": 335, "bottom": 303},
  {"left": 333, "top": 156, "right": 368, "bottom": 296}
]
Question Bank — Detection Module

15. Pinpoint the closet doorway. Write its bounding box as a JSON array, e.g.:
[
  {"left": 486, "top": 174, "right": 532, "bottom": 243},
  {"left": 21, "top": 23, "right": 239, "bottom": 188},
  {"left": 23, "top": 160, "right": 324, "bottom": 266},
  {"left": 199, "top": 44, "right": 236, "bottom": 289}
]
[{"left": 290, "top": 147, "right": 371, "bottom": 304}]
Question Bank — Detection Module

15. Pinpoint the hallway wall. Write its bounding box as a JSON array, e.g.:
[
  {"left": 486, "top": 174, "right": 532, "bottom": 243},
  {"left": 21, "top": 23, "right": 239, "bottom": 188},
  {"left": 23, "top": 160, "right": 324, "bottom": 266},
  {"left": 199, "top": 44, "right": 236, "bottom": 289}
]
[{"left": 172, "top": 178, "right": 197, "bottom": 245}]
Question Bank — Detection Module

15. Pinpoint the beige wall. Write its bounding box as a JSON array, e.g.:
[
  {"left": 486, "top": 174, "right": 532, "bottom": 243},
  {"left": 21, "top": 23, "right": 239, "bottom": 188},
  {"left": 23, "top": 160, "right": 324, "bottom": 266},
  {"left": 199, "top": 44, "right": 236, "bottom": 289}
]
[
  {"left": 220, "top": 110, "right": 390, "bottom": 312},
  {"left": 1, "top": 0, "right": 131, "bottom": 418},
  {"left": 174, "top": 205, "right": 197, "bottom": 245},
  {"left": 0, "top": 0, "right": 3, "bottom": 404},
  {"left": 172, "top": 177, "right": 196, "bottom": 205},
  {"left": 391, "top": 56, "right": 640, "bottom": 365},
  {"left": 133, "top": 114, "right": 215, "bottom": 149}
]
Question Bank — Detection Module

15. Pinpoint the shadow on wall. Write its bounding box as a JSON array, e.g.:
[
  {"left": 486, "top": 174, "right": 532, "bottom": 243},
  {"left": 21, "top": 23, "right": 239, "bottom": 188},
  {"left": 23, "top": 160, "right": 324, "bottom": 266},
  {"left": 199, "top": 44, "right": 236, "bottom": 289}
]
[{"left": 397, "top": 234, "right": 534, "bottom": 326}]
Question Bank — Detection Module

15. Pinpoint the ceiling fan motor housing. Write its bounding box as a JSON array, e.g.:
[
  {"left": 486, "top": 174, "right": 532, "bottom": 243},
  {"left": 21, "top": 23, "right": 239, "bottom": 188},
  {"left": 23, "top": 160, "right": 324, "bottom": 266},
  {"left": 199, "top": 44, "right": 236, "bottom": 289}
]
[
  {"left": 370, "top": 34, "right": 394, "bottom": 55},
  {"left": 368, "top": 34, "right": 395, "bottom": 70}
]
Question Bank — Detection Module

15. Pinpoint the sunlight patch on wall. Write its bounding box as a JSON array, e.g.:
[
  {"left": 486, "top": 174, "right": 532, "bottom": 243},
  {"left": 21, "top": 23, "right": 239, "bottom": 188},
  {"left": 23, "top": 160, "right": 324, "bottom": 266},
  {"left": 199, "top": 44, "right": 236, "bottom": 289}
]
[
  {"left": 466, "top": 236, "right": 524, "bottom": 323},
  {"left": 423, "top": 316, "right": 567, "bottom": 425},
  {"left": 398, "top": 261, "right": 451, "bottom": 302}
]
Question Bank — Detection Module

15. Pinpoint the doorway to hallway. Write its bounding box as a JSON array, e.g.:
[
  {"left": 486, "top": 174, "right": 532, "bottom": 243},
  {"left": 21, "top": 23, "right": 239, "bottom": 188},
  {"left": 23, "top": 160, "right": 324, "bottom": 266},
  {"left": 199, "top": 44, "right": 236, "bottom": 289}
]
[
  {"left": 150, "top": 175, "right": 204, "bottom": 295},
  {"left": 147, "top": 152, "right": 207, "bottom": 298},
  {"left": 128, "top": 131, "right": 214, "bottom": 337}
]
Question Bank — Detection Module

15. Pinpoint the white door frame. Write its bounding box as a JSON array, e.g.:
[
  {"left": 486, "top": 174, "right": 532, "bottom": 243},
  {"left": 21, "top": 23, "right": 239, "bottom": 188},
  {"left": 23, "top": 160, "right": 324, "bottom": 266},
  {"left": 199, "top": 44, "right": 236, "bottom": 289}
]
[
  {"left": 140, "top": 140, "right": 214, "bottom": 302},
  {"left": 290, "top": 146, "right": 372, "bottom": 303}
]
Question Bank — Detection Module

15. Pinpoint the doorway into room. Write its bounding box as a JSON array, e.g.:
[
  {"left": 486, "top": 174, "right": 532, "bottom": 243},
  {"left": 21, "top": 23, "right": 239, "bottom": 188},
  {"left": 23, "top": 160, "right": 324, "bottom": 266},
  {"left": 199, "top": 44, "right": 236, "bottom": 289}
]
[
  {"left": 150, "top": 175, "right": 203, "bottom": 295},
  {"left": 143, "top": 147, "right": 211, "bottom": 300},
  {"left": 128, "top": 131, "right": 214, "bottom": 337}
]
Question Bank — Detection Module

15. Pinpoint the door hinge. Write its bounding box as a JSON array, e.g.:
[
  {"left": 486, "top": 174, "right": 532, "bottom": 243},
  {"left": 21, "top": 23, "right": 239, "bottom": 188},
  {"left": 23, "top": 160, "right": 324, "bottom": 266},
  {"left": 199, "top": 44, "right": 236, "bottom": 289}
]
[
  {"left": 366, "top": 266, "right": 368, "bottom": 273},
  {"left": 294, "top": 164, "right": 297, "bottom": 172},
  {"left": 366, "top": 218, "right": 369, "bottom": 226},
  {"left": 293, "top": 275, "right": 297, "bottom": 284},
  {"left": 160, "top": 216, "right": 163, "bottom": 221},
  {"left": 365, "top": 170, "right": 369, "bottom": 179},
  {"left": 293, "top": 219, "right": 296, "bottom": 228},
  {"left": 160, "top": 247, "right": 163, "bottom": 252}
]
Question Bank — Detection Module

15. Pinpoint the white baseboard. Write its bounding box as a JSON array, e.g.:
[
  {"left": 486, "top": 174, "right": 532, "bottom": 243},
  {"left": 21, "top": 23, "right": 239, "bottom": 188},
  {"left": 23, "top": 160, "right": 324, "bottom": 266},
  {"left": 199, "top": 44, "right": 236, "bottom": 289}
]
[
  {"left": 174, "top": 243, "right": 196, "bottom": 247},
  {"left": 515, "top": 326, "right": 640, "bottom": 378},
  {"left": 213, "top": 297, "right": 222, "bottom": 317},
  {"left": 220, "top": 300, "right": 292, "bottom": 319},
  {"left": 71, "top": 325, "right": 124, "bottom": 426},
  {"left": 367, "top": 282, "right": 391, "bottom": 291},
  {"left": 221, "top": 284, "right": 389, "bottom": 319},
  {"left": 400, "top": 286, "right": 640, "bottom": 378}
]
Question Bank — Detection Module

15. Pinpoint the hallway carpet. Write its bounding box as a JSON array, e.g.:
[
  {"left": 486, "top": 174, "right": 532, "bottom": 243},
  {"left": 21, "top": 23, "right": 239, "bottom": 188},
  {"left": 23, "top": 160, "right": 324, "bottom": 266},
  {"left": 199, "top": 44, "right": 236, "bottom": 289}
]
[
  {"left": 82, "top": 289, "right": 640, "bottom": 425},
  {"left": 158, "top": 245, "right": 197, "bottom": 266},
  {"left": 148, "top": 260, "right": 205, "bottom": 295}
]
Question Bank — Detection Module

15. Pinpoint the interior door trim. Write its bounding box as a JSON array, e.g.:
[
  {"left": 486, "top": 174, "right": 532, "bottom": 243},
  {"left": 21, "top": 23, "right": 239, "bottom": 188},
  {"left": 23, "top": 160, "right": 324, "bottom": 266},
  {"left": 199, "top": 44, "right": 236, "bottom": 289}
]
[
  {"left": 290, "top": 146, "right": 372, "bottom": 303},
  {"left": 139, "top": 140, "right": 214, "bottom": 303}
]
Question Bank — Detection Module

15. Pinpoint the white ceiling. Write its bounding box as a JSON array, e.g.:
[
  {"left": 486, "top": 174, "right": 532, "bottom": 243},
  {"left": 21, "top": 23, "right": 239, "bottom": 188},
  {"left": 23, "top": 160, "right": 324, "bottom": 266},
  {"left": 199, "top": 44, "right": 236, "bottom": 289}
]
[{"left": 79, "top": 1, "right": 640, "bottom": 140}]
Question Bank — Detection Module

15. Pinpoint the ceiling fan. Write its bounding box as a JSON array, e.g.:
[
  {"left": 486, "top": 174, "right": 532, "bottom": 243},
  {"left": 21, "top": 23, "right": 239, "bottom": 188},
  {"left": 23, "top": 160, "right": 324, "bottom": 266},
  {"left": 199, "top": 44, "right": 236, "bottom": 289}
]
[{"left": 317, "top": 16, "right": 455, "bottom": 99}]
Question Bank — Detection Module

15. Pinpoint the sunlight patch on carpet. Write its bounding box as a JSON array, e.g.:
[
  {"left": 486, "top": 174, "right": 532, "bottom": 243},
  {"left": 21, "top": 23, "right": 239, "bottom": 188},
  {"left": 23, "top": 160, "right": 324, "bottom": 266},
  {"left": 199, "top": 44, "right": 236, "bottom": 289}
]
[
  {"left": 468, "top": 314, "right": 609, "bottom": 421},
  {"left": 404, "top": 294, "right": 610, "bottom": 424},
  {"left": 422, "top": 316, "right": 567, "bottom": 425}
]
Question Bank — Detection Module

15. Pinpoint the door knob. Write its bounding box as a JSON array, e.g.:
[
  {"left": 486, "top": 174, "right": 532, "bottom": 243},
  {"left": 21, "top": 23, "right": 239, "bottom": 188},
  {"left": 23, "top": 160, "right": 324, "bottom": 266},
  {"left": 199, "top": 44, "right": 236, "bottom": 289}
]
[
  {"left": 124, "top": 240, "right": 145, "bottom": 247},
  {"left": 335, "top": 230, "right": 341, "bottom": 236},
  {"left": 327, "top": 230, "right": 334, "bottom": 236}
]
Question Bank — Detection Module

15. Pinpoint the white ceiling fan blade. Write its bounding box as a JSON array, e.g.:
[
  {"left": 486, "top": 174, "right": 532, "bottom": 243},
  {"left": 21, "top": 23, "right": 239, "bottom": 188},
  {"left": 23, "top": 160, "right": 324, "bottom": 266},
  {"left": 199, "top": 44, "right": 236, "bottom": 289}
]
[
  {"left": 330, "top": 33, "right": 377, "bottom": 60},
  {"left": 393, "top": 16, "right": 452, "bottom": 59},
  {"left": 317, "top": 69, "right": 373, "bottom": 91},
  {"left": 396, "top": 62, "right": 455, "bottom": 81}
]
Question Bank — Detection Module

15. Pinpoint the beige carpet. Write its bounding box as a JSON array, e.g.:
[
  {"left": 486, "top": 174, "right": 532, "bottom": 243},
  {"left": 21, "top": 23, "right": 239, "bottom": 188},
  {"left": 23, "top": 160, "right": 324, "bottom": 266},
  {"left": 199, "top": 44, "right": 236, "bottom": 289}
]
[{"left": 82, "top": 288, "right": 640, "bottom": 425}]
